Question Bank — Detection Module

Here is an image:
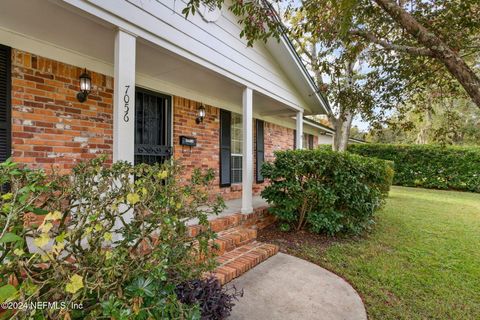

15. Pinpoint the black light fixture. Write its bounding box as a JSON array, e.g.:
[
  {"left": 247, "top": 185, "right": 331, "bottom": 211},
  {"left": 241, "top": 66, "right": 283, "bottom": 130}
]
[
  {"left": 76, "top": 68, "right": 91, "bottom": 103},
  {"left": 196, "top": 103, "right": 206, "bottom": 124}
]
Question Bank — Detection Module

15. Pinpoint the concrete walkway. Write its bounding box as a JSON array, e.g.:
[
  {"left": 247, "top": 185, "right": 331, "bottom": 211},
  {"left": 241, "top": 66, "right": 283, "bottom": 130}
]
[{"left": 228, "top": 253, "right": 367, "bottom": 320}]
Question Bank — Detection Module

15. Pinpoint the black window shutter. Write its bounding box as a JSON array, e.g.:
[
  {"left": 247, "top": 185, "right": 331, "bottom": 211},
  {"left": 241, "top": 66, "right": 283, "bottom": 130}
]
[
  {"left": 308, "top": 134, "right": 314, "bottom": 149},
  {"left": 256, "top": 119, "right": 264, "bottom": 183},
  {"left": 219, "top": 109, "right": 231, "bottom": 187},
  {"left": 293, "top": 129, "right": 296, "bottom": 150},
  {"left": 0, "top": 45, "right": 11, "bottom": 165}
]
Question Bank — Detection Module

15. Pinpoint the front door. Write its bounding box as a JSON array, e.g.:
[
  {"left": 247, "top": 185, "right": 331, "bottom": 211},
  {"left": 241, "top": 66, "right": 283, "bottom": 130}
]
[{"left": 134, "top": 88, "right": 172, "bottom": 165}]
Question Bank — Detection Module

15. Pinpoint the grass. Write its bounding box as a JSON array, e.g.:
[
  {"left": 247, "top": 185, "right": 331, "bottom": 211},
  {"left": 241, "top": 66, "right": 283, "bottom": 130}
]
[{"left": 266, "top": 187, "right": 480, "bottom": 319}]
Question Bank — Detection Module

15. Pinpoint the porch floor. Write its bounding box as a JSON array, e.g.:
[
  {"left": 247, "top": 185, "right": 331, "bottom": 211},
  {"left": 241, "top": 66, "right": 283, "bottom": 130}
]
[
  {"left": 187, "top": 196, "right": 269, "bottom": 226},
  {"left": 221, "top": 196, "right": 269, "bottom": 217}
]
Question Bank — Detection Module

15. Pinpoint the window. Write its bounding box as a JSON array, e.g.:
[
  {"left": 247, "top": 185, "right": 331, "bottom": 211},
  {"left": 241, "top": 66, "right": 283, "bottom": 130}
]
[
  {"left": 303, "top": 133, "right": 314, "bottom": 150},
  {"left": 231, "top": 113, "right": 242, "bottom": 184},
  {"left": 219, "top": 112, "right": 263, "bottom": 187}
]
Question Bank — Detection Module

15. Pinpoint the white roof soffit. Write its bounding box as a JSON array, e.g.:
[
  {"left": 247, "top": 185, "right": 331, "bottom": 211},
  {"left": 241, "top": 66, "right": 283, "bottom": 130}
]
[{"left": 302, "top": 118, "right": 335, "bottom": 134}]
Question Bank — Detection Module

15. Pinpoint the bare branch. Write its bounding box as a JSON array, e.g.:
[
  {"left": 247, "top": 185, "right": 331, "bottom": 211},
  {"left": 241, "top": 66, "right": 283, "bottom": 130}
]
[
  {"left": 291, "top": 37, "right": 313, "bottom": 61},
  {"left": 350, "top": 29, "right": 434, "bottom": 57}
]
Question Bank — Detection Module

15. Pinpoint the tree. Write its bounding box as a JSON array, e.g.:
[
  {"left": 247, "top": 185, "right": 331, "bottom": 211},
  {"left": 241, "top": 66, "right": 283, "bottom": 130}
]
[
  {"left": 183, "top": 0, "right": 480, "bottom": 109},
  {"left": 368, "top": 92, "right": 480, "bottom": 146},
  {"left": 287, "top": 9, "right": 401, "bottom": 151},
  {"left": 366, "top": 0, "right": 480, "bottom": 107}
]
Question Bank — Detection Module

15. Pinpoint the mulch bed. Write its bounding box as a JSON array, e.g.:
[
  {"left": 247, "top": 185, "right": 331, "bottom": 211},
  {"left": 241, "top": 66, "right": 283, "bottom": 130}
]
[{"left": 257, "top": 222, "right": 342, "bottom": 256}]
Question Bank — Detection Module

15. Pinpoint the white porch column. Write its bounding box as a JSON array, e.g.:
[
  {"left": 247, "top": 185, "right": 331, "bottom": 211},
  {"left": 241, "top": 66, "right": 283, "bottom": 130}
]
[
  {"left": 242, "top": 87, "right": 254, "bottom": 214},
  {"left": 296, "top": 111, "right": 303, "bottom": 149},
  {"left": 113, "top": 29, "right": 136, "bottom": 163}
]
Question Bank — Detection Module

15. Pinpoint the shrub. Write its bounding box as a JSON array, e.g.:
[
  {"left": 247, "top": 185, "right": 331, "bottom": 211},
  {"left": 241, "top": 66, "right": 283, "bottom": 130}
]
[
  {"left": 348, "top": 144, "right": 480, "bottom": 192},
  {"left": 0, "top": 157, "right": 225, "bottom": 319},
  {"left": 176, "top": 276, "right": 243, "bottom": 320},
  {"left": 261, "top": 149, "right": 393, "bottom": 235}
]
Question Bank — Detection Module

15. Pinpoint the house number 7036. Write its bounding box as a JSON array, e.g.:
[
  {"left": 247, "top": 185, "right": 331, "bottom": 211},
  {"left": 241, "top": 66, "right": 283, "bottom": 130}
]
[{"left": 123, "top": 85, "right": 130, "bottom": 122}]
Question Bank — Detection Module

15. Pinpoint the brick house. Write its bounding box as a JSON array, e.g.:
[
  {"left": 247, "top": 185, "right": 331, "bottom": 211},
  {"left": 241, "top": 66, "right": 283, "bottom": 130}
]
[{"left": 0, "top": 0, "right": 333, "bottom": 214}]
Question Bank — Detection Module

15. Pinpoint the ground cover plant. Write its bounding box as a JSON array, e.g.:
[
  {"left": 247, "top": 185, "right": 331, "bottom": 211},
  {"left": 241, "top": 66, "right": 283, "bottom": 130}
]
[
  {"left": 259, "top": 186, "right": 480, "bottom": 319},
  {"left": 176, "top": 276, "right": 243, "bottom": 320},
  {"left": 261, "top": 149, "right": 393, "bottom": 235},
  {"left": 349, "top": 144, "right": 480, "bottom": 192},
  {"left": 0, "top": 157, "right": 237, "bottom": 319}
]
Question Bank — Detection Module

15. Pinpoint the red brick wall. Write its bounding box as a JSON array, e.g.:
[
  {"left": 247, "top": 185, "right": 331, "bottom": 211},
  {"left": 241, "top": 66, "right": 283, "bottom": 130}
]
[
  {"left": 172, "top": 96, "right": 295, "bottom": 200},
  {"left": 172, "top": 96, "right": 245, "bottom": 200},
  {"left": 264, "top": 121, "right": 295, "bottom": 162},
  {"left": 11, "top": 49, "right": 113, "bottom": 172}
]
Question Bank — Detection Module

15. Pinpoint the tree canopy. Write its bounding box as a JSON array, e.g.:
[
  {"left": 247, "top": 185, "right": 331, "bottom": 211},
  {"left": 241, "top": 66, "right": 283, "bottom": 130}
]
[{"left": 184, "top": 0, "right": 480, "bottom": 109}]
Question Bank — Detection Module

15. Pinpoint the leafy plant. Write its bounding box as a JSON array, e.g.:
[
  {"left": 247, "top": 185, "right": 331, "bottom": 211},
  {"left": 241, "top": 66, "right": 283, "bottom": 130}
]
[
  {"left": 349, "top": 144, "right": 480, "bottom": 192},
  {"left": 176, "top": 276, "right": 243, "bottom": 320},
  {"left": 261, "top": 149, "right": 393, "bottom": 235},
  {"left": 0, "top": 157, "right": 224, "bottom": 319}
]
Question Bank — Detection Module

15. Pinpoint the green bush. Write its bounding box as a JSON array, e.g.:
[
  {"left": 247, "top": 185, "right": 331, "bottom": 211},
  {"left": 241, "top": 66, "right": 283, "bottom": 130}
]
[
  {"left": 348, "top": 144, "right": 480, "bottom": 192},
  {"left": 261, "top": 149, "right": 393, "bottom": 235},
  {"left": 0, "top": 157, "right": 225, "bottom": 319}
]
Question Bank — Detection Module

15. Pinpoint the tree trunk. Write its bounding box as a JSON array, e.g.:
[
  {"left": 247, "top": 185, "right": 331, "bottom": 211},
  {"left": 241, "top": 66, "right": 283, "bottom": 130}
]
[
  {"left": 373, "top": 0, "right": 480, "bottom": 108},
  {"left": 334, "top": 61, "right": 355, "bottom": 152},
  {"left": 330, "top": 116, "right": 341, "bottom": 151},
  {"left": 330, "top": 110, "right": 354, "bottom": 152},
  {"left": 330, "top": 60, "right": 356, "bottom": 152},
  {"left": 415, "top": 109, "right": 432, "bottom": 144},
  {"left": 338, "top": 111, "right": 354, "bottom": 152}
]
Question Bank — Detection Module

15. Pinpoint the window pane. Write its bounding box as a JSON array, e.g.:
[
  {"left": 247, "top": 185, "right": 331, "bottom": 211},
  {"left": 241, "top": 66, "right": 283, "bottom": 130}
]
[
  {"left": 231, "top": 113, "right": 243, "bottom": 155},
  {"left": 231, "top": 155, "right": 242, "bottom": 184},
  {"left": 231, "top": 113, "right": 243, "bottom": 183}
]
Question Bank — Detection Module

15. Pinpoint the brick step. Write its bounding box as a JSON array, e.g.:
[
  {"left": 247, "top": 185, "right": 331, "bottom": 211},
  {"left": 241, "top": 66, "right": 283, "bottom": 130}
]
[
  {"left": 212, "top": 241, "right": 279, "bottom": 285},
  {"left": 213, "top": 227, "right": 257, "bottom": 256},
  {"left": 188, "top": 206, "right": 276, "bottom": 237}
]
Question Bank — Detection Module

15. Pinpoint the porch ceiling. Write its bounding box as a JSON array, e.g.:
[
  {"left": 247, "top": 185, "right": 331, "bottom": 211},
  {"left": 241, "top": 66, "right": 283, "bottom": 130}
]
[
  {"left": 0, "top": 0, "right": 296, "bottom": 117},
  {"left": 136, "top": 41, "right": 296, "bottom": 116},
  {"left": 0, "top": 0, "right": 115, "bottom": 63}
]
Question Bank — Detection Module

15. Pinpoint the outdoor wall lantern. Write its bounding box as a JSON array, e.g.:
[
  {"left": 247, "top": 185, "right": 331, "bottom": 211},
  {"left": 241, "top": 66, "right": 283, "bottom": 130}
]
[
  {"left": 196, "top": 103, "right": 206, "bottom": 124},
  {"left": 76, "top": 68, "right": 92, "bottom": 103}
]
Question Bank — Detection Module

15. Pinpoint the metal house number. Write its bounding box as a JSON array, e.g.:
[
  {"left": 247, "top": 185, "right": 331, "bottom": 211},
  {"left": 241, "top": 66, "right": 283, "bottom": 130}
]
[{"left": 123, "top": 85, "right": 130, "bottom": 122}]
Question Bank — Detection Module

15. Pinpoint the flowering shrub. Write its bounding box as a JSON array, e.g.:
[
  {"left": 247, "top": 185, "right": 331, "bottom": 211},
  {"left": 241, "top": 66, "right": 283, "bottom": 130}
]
[
  {"left": 261, "top": 149, "right": 393, "bottom": 235},
  {"left": 0, "top": 157, "right": 224, "bottom": 319},
  {"left": 348, "top": 144, "right": 480, "bottom": 192}
]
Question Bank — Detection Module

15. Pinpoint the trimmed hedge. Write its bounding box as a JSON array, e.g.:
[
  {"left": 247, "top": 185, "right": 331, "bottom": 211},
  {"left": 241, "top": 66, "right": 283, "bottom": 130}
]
[
  {"left": 348, "top": 144, "right": 480, "bottom": 192},
  {"left": 261, "top": 149, "right": 394, "bottom": 235}
]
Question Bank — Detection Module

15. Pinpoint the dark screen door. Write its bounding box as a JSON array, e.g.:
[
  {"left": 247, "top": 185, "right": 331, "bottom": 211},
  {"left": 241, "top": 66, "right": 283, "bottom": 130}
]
[{"left": 134, "top": 88, "right": 172, "bottom": 165}]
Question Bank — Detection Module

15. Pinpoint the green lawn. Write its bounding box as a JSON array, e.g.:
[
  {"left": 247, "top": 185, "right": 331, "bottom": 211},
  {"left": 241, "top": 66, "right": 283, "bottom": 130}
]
[{"left": 295, "top": 187, "right": 480, "bottom": 319}]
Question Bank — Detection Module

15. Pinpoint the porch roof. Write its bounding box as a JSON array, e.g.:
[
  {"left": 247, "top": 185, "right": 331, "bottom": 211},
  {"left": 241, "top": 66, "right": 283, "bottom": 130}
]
[{"left": 0, "top": 0, "right": 328, "bottom": 119}]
